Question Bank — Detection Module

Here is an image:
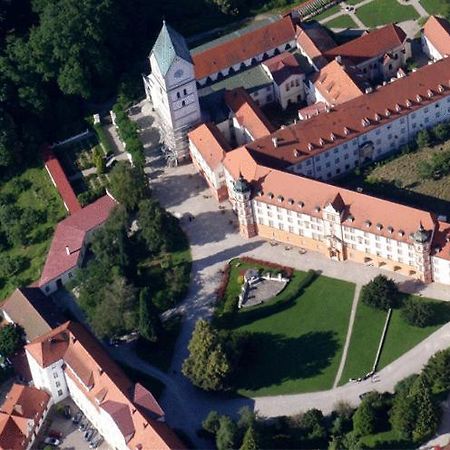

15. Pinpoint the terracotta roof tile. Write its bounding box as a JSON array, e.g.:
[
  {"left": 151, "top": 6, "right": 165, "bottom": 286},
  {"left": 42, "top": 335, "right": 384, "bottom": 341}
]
[
  {"left": 42, "top": 147, "right": 82, "bottom": 214},
  {"left": 262, "top": 51, "right": 304, "bottom": 85},
  {"left": 423, "top": 16, "right": 450, "bottom": 57},
  {"left": 25, "top": 322, "right": 185, "bottom": 450},
  {"left": 188, "top": 123, "right": 231, "bottom": 170},
  {"left": 224, "top": 146, "right": 436, "bottom": 243},
  {"left": 192, "top": 16, "right": 296, "bottom": 80},
  {"left": 224, "top": 87, "right": 275, "bottom": 139},
  {"left": 324, "top": 24, "right": 407, "bottom": 64},
  {"left": 313, "top": 59, "right": 367, "bottom": 105},
  {"left": 38, "top": 194, "right": 117, "bottom": 287},
  {"left": 296, "top": 23, "right": 336, "bottom": 68},
  {"left": 245, "top": 57, "right": 450, "bottom": 165}
]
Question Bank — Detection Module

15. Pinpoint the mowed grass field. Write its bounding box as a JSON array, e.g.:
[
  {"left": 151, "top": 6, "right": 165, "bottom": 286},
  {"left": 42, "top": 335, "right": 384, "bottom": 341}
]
[
  {"left": 420, "top": 0, "right": 450, "bottom": 16},
  {"left": 356, "top": 0, "right": 419, "bottom": 27},
  {"left": 339, "top": 295, "right": 449, "bottom": 385},
  {"left": 231, "top": 274, "right": 355, "bottom": 396},
  {"left": 326, "top": 14, "right": 358, "bottom": 29},
  {"left": 0, "top": 166, "right": 66, "bottom": 301}
]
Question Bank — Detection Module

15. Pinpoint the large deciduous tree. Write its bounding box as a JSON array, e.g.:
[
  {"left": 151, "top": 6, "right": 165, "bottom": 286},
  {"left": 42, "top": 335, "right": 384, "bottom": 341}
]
[
  {"left": 0, "top": 324, "right": 24, "bottom": 357},
  {"left": 361, "top": 275, "right": 399, "bottom": 310}
]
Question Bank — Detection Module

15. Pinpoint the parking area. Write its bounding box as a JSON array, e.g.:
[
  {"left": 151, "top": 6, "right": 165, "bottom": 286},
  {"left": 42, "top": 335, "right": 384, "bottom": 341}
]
[{"left": 32, "top": 398, "right": 110, "bottom": 450}]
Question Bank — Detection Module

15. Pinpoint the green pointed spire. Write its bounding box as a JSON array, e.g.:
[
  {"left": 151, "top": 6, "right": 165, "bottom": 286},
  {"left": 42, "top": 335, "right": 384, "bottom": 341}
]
[{"left": 151, "top": 21, "right": 192, "bottom": 76}]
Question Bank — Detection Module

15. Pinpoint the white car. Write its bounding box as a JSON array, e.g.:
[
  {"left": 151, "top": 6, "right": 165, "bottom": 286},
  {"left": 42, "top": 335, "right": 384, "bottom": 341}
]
[{"left": 44, "top": 437, "right": 61, "bottom": 446}]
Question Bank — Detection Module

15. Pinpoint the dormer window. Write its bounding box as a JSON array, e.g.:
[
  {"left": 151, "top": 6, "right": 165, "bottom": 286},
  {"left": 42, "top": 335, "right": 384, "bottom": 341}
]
[
  {"left": 376, "top": 223, "right": 383, "bottom": 230},
  {"left": 416, "top": 94, "right": 422, "bottom": 102},
  {"left": 385, "top": 109, "right": 391, "bottom": 117},
  {"left": 374, "top": 113, "right": 381, "bottom": 121},
  {"left": 277, "top": 195, "right": 284, "bottom": 203},
  {"left": 398, "top": 230, "right": 404, "bottom": 237},
  {"left": 288, "top": 198, "right": 294, "bottom": 205},
  {"left": 347, "top": 214, "right": 354, "bottom": 222},
  {"left": 427, "top": 89, "right": 433, "bottom": 98},
  {"left": 438, "top": 84, "right": 444, "bottom": 93},
  {"left": 387, "top": 226, "right": 394, "bottom": 234},
  {"left": 308, "top": 143, "right": 314, "bottom": 151},
  {"left": 365, "top": 220, "right": 371, "bottom": 227},
  {"left": 406, "top": 99, "right": 412, "bottom": 107},
  {"left": 315, "top": 206, "right": 321, "bottom": 213},
  {"left": 343, "top": 127, "right": 350, "bottom": 135},
  {"left": 330, "top": 133, "right": 336, "bottom": 141},
  {"left": 361, "top": 118, "right": 369, "bottom": 127},
  {"left": 319, "top": 138, "right": 325, "bottom": 146},
  {"left": 298, "top": 201, "right": 304, "bottom": 208},
  {"left": 395, "top": 104, "right": 401, "bottom": 112},
  {"left": 267, "top": 192, "right": 274, "bottom": 199},
  {"left": 294, "top": 149, "right": 300, "bottom": 157}
]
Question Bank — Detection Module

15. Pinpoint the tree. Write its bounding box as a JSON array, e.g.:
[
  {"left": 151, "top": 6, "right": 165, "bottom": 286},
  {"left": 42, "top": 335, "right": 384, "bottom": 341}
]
[
  {"left": 0, "top": 110, "right": 18, "bottom": 167},
  {"left": 238, "top": 406, "right": 257, "bottom": 430},
  {"left": 109, "top": 163, "right": 148, "bottom": 211},
  {"left": 401, "top": 298, "right": 434, "bottom": 327},
  {"left": 182, "top": 319, "right": 232, "bottom": 391},
  {"left": 361, "top": 275, "right": 399, "bottom": 310},
  {"left": 0, "top": 324, "right": 24, "bottom": 357},
  {"left": 423, "top": 349, "right": 450, "bottom": 394},
  {"left": 300, "top": 409, "right": 327, "bottom": 442},
  {"left": 89, "top": 276, "right": 137, "bottom": 338},
  {"left": 138, "top": 199, "right": 169, "bottom": 253},
  {"left": 410, "top": 376, "right": 439, "bottom": 443},
  {"left": 216, "top": 416, "right": 238, "bottom": 450},
  {"left": 203, "top": 411, "right": 221, "bottom": 435},
  {"left": 240, "top": 425, "right": 259, "bottom": 450},
  {"left": 0, "top": 254, "right": 28, "bottom": 278},
  {"left": 138, "top": 287, "right": 161, "bottom": 343},
  {"left": 390, "top": 388, "right": 417, "bottom": 439},
  {"left": 433, "top": 122, "right": 450, "bottom": 142},
  {"left": 352, "top": 399, "right": 376, "bottom": 436},
  {"left": 416, "top": 129, "right": 432, "bottom": 148}
]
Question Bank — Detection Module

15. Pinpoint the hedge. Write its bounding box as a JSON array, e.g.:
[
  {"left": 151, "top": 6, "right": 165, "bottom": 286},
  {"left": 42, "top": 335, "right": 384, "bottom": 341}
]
[
  {"left": 93, "top": 123, "right": 115, "bottom": 156},
  {"left": 239, "top": 256, "right": 294, "bottom": 278}
]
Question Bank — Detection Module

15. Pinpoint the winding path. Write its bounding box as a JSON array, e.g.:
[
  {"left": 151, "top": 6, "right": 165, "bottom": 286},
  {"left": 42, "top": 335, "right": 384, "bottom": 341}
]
[{"left": 126, "top": 102, "right": 450, "bottom": 447}]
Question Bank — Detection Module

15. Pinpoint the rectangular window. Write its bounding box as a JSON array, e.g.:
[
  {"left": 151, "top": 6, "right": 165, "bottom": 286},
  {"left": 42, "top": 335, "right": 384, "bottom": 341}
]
[
  {"left": 58, "top": 390, "right": 63, "bottom": 396},
  {"left": 53, "top": 372, "right": 58, "bottom": 379}
]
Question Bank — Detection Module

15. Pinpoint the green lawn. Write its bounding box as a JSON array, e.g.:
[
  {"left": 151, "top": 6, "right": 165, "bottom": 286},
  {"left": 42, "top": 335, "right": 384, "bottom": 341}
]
[
  {"left": 356, "top": 0, "right": 419, "bottom": 27},
  {"left": 326, "top": 14, "right": 358, "bottom": 29},
  {"left": 360, "top": 428, "right": 413, "bottom": 449},
  {"left": 313, "top": 5, "right": 341, "bottom": 21},
  {"left": 230, "top": 273, "right": 355, "bottom": 396},
  {"left": 378, "top": 297, "right": 450, "bottom": 368},
  {"left": 0, "top": 166, "right": 66, "bottom": 301},
  {"left": 420, "top": 0, "right": 449, "bottom": 15},
  {"left": 339, "top": 301, "right": 387, "bottom": 385}
]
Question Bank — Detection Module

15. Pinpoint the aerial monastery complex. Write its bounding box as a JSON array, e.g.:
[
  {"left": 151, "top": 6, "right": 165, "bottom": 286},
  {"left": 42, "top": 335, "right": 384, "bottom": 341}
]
[{"left": 145, "top": 12, "right": 450, "bottom": 286}]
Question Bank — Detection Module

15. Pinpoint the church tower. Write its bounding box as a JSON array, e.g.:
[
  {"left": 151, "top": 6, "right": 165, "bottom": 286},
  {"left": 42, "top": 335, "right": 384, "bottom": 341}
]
[{"left": 144, "top": 21, "right": 201, "bottom": 162}]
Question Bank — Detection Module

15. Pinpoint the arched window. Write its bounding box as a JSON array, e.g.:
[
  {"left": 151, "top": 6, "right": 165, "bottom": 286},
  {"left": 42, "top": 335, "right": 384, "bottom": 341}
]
[
  {"left": 182, "top": 100, "right": 186, "bottom": 107},
  {"left": 176, "top": 92, "right": 181, "bottom": 99}
]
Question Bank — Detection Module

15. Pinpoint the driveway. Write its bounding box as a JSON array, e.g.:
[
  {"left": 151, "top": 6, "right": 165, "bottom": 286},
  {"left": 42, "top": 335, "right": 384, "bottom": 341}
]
[{"left": 127, "top": 102, "right": 450, "bottom": 447}]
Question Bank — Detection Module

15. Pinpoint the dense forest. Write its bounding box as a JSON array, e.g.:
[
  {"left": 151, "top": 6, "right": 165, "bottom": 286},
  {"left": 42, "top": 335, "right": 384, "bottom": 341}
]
[{"left": 0, "top": 0, "right": 295, "bottom": 176}]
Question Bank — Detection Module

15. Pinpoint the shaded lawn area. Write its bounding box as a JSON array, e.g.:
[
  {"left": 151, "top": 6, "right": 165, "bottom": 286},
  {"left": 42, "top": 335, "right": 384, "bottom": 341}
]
[
  {"left": 339, "top": 301, "right": 387, "bottom": 385},
  {"left": 356, "top": 0, "right": 419, "bottom": 27},
  {"left": 420, "top": 0, "right": 450, "bottom": 15},
  {"left": 360, "top": 428, "right": 413, "bottom": 449},
  {"left": 0, "top": 166, "right": 66, "bottom": 301},
  {"left": 378, "top": 297, "right": 450, "bottom": 368},
  {"left": 231, "top": 275, "right": 355, "bottom": 396},
  {"left": 325, "top": 14, "right": 358, "bottom": 29}
]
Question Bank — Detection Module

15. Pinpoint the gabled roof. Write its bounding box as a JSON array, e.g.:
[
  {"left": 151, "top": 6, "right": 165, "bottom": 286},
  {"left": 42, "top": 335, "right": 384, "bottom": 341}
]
[
  {"left": 244, "top": 56, "right": 450, "bottom": 166},
  {"left": 296, "top": 23, "right": 336, "bottom": 69},
  {"left": 223, "top": 146, "right": 436, "bottom": 244},
  {"left": 313, "top": 59, "right": 368, "bottom": 105},
  {"left": 192, "top": 16, "right": 296, "bottom": 80},
  {"left": 42, "top": 147, "right": 81, "bottom": 214},
  {"left": 25, "top": 322, "right": 185, "bottom": 450},
  {"left": 262, "top": 52, "right": 304, "bottom": 85},
  {"left": 38, "top": 194, "right": 117, "bottom": 287},
  {"left": 224, "top": 87, "right": 275, "bottom": 140},
  {"left": 324, "top": 24, "right": 407, "bottom": 64},
  {"left": 2, "top": 287, "right": 64, "bottom": 341},
  {"left": 423, "top": 15, "right": 450, "bottom": 57},
  {"left": 151, "top": 21, "right": 192, "bottom": 76},
  {"left": 188, "top": 122, "right": 231, "bottom": 170},
  {"left": 0, "top": 384, "right": 50, "bottom": 450}
]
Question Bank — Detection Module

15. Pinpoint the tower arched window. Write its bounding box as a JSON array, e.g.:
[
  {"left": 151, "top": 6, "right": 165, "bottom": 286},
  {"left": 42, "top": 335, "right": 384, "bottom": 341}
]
[
  {"left": 176, "top": 92, "right": 181, "bottom": 99},
  {"left": 183, "top": 88, "right": 187, "bottom": 95},
  {"left": 182, "top": 100, "right": 186, "bottom": 107}
]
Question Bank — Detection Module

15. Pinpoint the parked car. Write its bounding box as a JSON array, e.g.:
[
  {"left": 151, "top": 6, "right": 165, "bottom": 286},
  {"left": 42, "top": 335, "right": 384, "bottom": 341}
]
[
  {"left": 73, "top": 411, "right": 82, "bottom": 424},
  {"left": 44, "top": 437, "right": 61, "bottom": 446},
  {"left": 63, "top": 404, "right": 71, "bottom": 419},
  {"left": 90, "top": 437, "right": 104, "bottom": 448},
  {"left": 85, "top": 429, "right": 94, "bottom": 441},
  {"left": 88, "top": 430, "right": 97, "bottom": 442}
]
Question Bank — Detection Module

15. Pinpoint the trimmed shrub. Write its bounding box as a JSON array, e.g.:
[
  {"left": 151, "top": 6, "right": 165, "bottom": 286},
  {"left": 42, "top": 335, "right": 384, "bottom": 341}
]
[{"left": 401, "top": 298, "right": 434, "bottom": 328}]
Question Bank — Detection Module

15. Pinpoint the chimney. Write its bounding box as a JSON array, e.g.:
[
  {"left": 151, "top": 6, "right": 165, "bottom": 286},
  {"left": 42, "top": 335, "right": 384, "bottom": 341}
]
[
  {"left": 14, "top": 404, "right": 23, "bottom": 415},
  {"left": 335, "top": 55, "right": 342, "bottom": 65},
  {"left": 65, "top": 246, "right": 70, "bottom": 255},
  {"left": 272, "top": 137, "right": 278, "bottom": 148},
  {"left": 365, "top": 87, "right": 373, "bottom": 94}
]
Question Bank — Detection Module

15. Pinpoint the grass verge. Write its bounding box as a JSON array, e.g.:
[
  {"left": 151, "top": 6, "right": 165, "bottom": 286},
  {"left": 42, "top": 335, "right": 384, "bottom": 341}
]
[{"left": 356, "top": 0, "right": 419, "bottom": 27}]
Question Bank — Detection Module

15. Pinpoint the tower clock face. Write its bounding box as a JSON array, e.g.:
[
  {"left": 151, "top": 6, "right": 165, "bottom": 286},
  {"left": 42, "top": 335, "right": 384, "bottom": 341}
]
[{"left": 174, "top": 69, "right": 184, "bottom": 79}]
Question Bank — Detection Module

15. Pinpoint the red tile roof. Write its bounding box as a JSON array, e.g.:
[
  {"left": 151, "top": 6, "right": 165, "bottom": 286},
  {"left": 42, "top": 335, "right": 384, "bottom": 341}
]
[
  {"left": 192, "top": 16, "right": 296, "bottom": 80},
  {"left": 224, "top": 146, "right": 436, "bottom": 243},
  {"left": 25, "top": 322, "right": 185, "bottom": 450},
  {"left": 313, "top": 59, "right": 367, "bottom": 105},
  {"left": 188, "top": 122, "right": 231, "bottom": 170},
  {"left": 38, "top": 194, "right": 117, "bottom": 287},
  {"left": 262, "top": 51, "right": 304, "bottom": 85},
  {"left": 224, "top": 87, "right": 275, "bottom": 140},
  {"left": 423, "top": 16, "right": 450, "bottom": 57},
  {"left": 296, "top": 23, "right": 336, "bottom": 69},
  {"left": 324, "top": 24, "right": 407, "bottom": 64},
  {"left": 245, "top": 57, "right": 450, "bottom": 166},
  {"left": 0, "top": 384, "right": 50, "bottom": 450},
  {"left": 298, "top": 101, "right": 328, "bottom": 119},
  {"left": 42, "top": 146, "right": 82, "bottom": 214}
]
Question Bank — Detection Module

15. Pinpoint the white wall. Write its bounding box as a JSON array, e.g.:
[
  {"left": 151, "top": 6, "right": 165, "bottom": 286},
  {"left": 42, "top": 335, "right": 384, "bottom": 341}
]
[{"left": 421, "top": 36, "right": 444, "bottom": 61}]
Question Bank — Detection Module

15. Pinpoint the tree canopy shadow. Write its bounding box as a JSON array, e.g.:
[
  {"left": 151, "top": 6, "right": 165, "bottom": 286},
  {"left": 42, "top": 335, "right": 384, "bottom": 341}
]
[
  {"left": 429, "top": 301, "right": 450, "bottom": 326},
  {"left": 233, "top": 330, "right": 339, "bottom": 393}
]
